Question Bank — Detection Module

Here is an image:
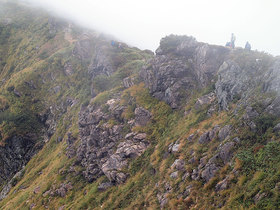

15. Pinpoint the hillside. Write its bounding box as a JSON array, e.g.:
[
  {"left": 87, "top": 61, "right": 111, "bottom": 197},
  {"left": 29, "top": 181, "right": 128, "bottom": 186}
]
[{"left": 1, "top": 1, "right": 280, "bottom": 210}]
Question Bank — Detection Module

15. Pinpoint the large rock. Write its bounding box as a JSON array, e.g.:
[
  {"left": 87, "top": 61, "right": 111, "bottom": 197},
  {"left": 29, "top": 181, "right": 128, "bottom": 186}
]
[
  {"left": 77, "top": 103, "right": 123, "bottom": 182},
  {"left": 115, "top": 140, "right": 148, "bottom": 159},
  {"left": 101, "top": 139, "right": 148, "bottom": 183},
  {"left": 218, "top": 141, "right": 236, "bottom": 164}
]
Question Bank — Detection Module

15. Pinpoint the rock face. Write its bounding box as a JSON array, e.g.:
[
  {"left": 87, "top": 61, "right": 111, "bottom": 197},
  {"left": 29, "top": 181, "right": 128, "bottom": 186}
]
[
  {"left": 88, "top": 44, "right": 115, "bottom": 79},
  {"left": 215, "top": 60, "right": 246, "bottom": 110},
  {"left": 0, "top": 167, "right": 25, "bottom": 200},
  {"left": 141, "top": 36, "right": 280, "bottom": 116},
  {"left": 141, "top": 35, "right": 229, "bottom": 108},
  {"left": 77, "top": 99, "right": 149, "bottom": 184},
  {"left": 0, "top": 136, "right": 39, "bottom": 184},
  {"left": 215, "top": 56, "right": 280, "bottom": 114}
]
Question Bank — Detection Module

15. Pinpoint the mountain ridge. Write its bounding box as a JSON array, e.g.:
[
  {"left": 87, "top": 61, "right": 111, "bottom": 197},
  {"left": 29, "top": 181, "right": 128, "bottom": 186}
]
[{"left": 1, "top": 1, "right": 280, "bottom": 209}]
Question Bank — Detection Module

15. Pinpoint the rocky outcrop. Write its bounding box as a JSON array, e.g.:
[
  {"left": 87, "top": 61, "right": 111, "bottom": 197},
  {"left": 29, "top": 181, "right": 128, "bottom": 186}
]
[
  {"left": 215, "top": 61, "right": 246, "bottom": 110},
  {"left": 141, "top": 35, "right": 229, "bottom": 108},
  {"left": 77, "top": 98, "right": 149, "bottom": 184},
  {"left": 215, "top": 57, "right": 280, "bottom": 114},
  {"left": 0, "top": 167, "right": 25, "bottom": 200},
  {"left": 101, "top": 139, "right": 148, "bottom": 183},
  {"left": 77, "top": 105, "right": 122, "bottom": 182}
]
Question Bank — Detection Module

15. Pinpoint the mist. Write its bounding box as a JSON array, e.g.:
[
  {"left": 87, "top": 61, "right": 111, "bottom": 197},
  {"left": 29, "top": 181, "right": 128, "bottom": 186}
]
[{"left": 20, "top": 0, "right": 280, "bottom": 55}]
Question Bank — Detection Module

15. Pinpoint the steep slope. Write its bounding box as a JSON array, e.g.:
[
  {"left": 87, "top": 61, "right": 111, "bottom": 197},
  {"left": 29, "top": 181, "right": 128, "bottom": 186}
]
[
  {"left": 0, "top": 0, "right": 152, "bottom": 205},
  {"left": 1, "top": 2, "right": 280, "bottom": 210}
]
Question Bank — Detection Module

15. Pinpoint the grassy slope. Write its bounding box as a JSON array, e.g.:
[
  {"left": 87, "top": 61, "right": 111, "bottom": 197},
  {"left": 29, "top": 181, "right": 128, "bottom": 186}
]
[{"left": 1, "top": 2, "right": 280, "bottom": 210}]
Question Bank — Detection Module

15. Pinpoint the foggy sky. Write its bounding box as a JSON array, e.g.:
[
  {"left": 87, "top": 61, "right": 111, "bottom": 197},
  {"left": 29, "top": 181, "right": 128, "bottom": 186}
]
[{"left": 21, "top": 0, "right": 280, "bottom": 56}]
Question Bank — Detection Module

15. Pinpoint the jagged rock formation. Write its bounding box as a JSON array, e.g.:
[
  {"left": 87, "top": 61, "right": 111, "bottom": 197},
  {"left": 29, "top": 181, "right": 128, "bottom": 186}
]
[
  {"left": 0, "top": 136, "right": 41, "bottom": 184},
  {"left": 77, "top": 99, "right": 149, "bottom": 184},
  {"left": 141, "top": 35, "right": 229, "bottom": 108}
]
